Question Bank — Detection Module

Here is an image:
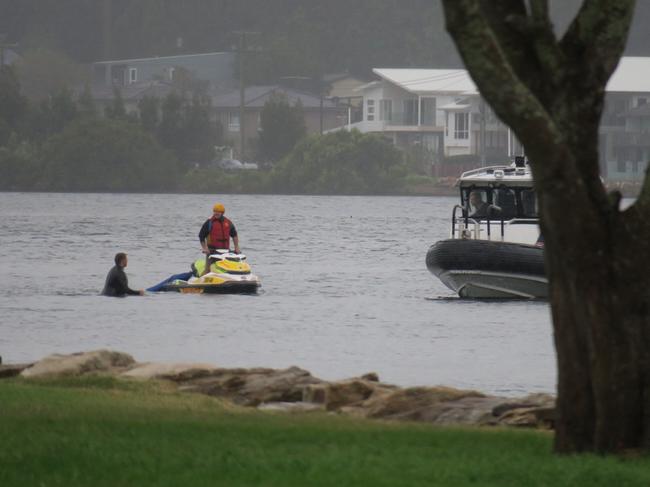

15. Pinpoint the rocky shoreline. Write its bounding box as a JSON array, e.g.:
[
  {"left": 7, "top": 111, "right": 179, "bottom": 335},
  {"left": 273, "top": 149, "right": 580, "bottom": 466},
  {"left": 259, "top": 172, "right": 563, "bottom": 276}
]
[{"left": 0, "top": 350, "right": 555, "bottom": 429}]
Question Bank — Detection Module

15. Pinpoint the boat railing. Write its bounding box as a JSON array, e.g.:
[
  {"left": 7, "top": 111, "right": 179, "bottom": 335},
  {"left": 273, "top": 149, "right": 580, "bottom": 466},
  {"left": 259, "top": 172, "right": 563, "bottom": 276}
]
[
  {"left": 452, "top": 205, "right": 480, "bottom": 239},
  {"left": 459, "top": 165, "right": 511, "bottom": 179},
  {"left": 453, "top": 205, "right": 539, "bottom": 241}
]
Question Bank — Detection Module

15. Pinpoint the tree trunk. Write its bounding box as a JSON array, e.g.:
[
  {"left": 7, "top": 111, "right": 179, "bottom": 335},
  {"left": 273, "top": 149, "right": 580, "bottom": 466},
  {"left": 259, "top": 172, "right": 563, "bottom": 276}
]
[
  {"left": 544, "top": 206, "right": 650, "bottom": 452},
  {"left": 442, "top": 0, "right": 646, "bottom": 454},
  {"left": 527, "top": 145, "right": 650, "bottom": 453}
]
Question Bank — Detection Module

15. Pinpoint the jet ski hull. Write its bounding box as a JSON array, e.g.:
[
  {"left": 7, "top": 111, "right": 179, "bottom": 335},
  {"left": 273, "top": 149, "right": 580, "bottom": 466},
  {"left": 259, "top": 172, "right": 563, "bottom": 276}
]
[
  {"left": 148, "top": 251, "right": 261, "bottom": 295},
  {"left": 164, "top": 280, "right": 260, "bottom": 294},
  {"left": 426, "top": 239, "right": 547, "bottom": 299}
]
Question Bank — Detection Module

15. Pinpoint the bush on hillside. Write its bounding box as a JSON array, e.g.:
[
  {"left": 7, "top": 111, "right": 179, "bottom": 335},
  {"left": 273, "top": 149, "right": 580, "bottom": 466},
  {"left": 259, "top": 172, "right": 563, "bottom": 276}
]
[
  {"left": 270, "top": 130, "right": 405, "bottom": 194},
  {"left": 39, "top": 118, "right": 180, "bottom": 191}
]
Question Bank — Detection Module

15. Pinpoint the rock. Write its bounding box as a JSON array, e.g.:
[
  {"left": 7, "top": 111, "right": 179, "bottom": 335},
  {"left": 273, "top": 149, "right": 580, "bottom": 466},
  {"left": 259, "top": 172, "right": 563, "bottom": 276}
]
[
  {"left": 257, "top": 402, "right": 325, "bottom": 413},
  {"left": 489, "top": 393, "right": 556, "bottom": 428},
  {"left": 14, "top": 350, "right": 558, "bottom": 430},
  {"left": 363, "top": 386, "right": 485, "bottom": 420},
  {"left": 0, "top": 363, "right": 33, "bottom": 379},
  {"left": 175, "top": 366, "right": 325, "bottom": 406},
  {"left": 497, "top": 406, "right": 555, "bottom": 429},
  {"left": 20, "top": 350, "right": 135, "bottom": 378},
  {"left": 360, "top": 372, "right": 380, "bottom": 382},
  {"left": 121, "top": 362, "right": 218, "bottom": 380},
  {"left": 519, "top": 393, "right": 556, "bottom": 409},
  {"left": 303, "top": 380, "right": 397, "bottom": 411},
  {"left": 433, "top": 396, "right": 513, "bottom": 425}
]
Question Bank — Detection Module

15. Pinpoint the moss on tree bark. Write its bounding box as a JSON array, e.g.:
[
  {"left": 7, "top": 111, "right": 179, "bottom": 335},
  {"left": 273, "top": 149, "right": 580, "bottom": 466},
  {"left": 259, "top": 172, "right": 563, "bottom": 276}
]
[{"left": 442, "top": 0, "right": 647, "bottom": 454}]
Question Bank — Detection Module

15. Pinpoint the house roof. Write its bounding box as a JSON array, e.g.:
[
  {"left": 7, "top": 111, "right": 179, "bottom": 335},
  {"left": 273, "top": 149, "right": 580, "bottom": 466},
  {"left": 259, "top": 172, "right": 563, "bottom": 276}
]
[
  {"left": 606, "top": 57, "right": 650, "bottom": 92},
  {"left": 211, "top": 85, "right": 338, "bottom": 109},
  {"left": 93, "top": 51, "right": 231, "bottom": 65},
  {"left": 373, "top": 68, "right": 477, "bottom": 95},
  {"left": 625, "top": 103, "right": 650, "bottom": 116},
  {"left": 371, "top": 57, "right": 650, "bottom": 96},
  {"left": 90, "top": 80, "right": 176, "bottom": 101},
  {"left": 439, "top": 101, "right": 471, "bottom": 111}
]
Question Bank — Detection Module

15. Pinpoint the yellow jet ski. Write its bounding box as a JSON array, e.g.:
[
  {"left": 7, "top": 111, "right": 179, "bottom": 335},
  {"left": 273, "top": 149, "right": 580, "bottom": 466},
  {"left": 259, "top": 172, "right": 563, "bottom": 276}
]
[{"left": 154, "top": 250, "right": 261, "bottom": 294}]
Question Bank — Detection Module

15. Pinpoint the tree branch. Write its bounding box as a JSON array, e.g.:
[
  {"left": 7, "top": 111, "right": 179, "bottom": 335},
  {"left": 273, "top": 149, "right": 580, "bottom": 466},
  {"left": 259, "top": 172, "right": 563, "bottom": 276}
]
[
  {"left": 527, "top": 0, "right": 564, "bottom": 83},
  {"left": 560, "top": 0, "right": 636, "bottom": 89},
  {"left": 443, "top": 0, "right": 567, "bottom": 177},
  {"left": 633, "top": 168, "right": 650, "bottom": 212}
]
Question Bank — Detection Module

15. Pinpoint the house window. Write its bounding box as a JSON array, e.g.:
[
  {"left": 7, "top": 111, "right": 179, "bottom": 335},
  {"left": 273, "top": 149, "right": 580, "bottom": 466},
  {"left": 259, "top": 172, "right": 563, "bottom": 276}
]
[
  {"left": 420, "top": 98, "right": 436, "bottom": 125},
  {"left": 454, "top": 112, "right": 469, "bottom": 139},
  {"left": 129, "top": 67, "right": 137, "bottom": 84},
  {"left": 367, "top": 99, "right": 375, "bottom": 121},
  {"left": 638, "top": 97, "right": 648, "bottom": 107},
  {"left": 380, "top": 99, "right": 392, "bottom": 122},
  {"left": 404, "top": 99, "right": 418, "bottom": 125},
  {"left": 228, "top": 112, "right": 240, "bottom": 131},
  {"left": 614, "top": 99, "right": 627, "bottom": 113}
]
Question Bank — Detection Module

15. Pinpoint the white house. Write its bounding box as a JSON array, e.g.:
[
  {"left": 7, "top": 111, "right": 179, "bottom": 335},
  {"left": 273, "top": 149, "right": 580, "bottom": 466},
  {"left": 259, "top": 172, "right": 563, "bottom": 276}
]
[{"left": 344, "top": 59, "right": 650, "bottom": 181}]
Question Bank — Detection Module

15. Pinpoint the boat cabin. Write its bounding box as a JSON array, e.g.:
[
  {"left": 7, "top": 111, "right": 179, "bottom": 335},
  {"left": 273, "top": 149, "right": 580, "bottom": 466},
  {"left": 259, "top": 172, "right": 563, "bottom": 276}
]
[{"left": 452, "top": 157, "right": 541, "bottom": 245}]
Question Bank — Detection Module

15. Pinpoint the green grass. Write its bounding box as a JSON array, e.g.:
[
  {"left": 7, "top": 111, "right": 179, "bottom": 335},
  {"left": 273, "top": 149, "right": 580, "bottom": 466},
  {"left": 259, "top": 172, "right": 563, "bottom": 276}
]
[{"left": 1, "top": 377, "right": 649, "bottom": 487}]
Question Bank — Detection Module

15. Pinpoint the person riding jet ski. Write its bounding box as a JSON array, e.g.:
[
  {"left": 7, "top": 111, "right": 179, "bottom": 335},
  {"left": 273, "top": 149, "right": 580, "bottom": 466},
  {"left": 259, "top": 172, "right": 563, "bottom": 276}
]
[{"left": 198, "top": 202, "right": 240, "bottom": 276}]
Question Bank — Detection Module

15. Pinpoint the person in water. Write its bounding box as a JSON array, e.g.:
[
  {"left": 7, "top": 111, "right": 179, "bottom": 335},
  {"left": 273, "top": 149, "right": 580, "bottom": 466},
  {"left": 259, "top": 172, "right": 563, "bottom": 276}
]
[
  {"left": 102, "top": 252, "right": 144, "bottom": 297},
  {"left": 198, "top": 203, "right": 241, "bottom": 276}
]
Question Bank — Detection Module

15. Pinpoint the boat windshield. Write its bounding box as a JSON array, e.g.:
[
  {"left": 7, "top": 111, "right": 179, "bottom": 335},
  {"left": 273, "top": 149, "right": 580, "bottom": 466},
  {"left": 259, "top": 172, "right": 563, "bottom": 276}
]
[{"left": 461, "top": 186, "right": 538, "bottom": 219}]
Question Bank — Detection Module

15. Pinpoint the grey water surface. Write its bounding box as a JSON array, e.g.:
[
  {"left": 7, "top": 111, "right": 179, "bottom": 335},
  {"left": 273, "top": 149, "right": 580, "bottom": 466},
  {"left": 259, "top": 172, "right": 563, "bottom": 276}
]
[{"left": 0, "top": 192, "right": 554, "bottom": 395}]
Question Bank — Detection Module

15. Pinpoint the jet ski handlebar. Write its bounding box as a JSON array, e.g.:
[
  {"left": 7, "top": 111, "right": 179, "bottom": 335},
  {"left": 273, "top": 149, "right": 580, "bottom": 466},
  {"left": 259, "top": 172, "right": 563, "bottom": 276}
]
[{"left": 208, "top": 250, "right": 246, "bottom": 261}]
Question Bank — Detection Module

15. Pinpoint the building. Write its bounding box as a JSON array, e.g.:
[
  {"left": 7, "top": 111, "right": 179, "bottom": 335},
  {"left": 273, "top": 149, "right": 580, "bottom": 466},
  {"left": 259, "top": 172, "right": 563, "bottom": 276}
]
[
  {"left": 89, "top": 79, "right": 176, "bottom": 116},
  {"left": 601, "top": 57, "right": 650, "bottom": 181},
  {"left": 343, "top": 59, "right": 650, "bottom": 181},
  {"left": 323, "top": 73, "right": 367, "bottom": 125},
  {"left": 91, "top": 51, "right": 235, "bottom": 91},
  {"left": 211, "top": 85, "right": 346, "bottom": 159}
]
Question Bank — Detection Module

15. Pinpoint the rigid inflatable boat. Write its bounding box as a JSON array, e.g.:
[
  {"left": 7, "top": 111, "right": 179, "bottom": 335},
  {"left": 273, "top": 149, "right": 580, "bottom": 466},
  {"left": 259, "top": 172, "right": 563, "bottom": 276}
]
[
  {"left": 148, "top": 250, "right": 261, "bottom": 294},
  {"left": 426, "top": 156, "right": 547, "bottom": 299}
]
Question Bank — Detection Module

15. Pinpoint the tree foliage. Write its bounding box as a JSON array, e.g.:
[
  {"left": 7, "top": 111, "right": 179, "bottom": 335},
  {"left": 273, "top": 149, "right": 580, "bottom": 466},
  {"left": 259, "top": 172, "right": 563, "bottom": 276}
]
[
  {"left": 138, "top": 96, "right": 159, "bottom": 134},
  {"left": 105, "top": 87, "right": 128, "bottom": 120},
  {"left": 258, "top": 93, "right": 306, "bottom": 163},
  {"left": 271, "top": 130, "right": 404, "bottom": 194},
  {"left": 13, "top": 47, "right": 88, "bottom": 100},
  {"left": 40, "top": 118, "right": 179, "bottom": 191},
  {"left": 7, "top": 0, "right": 650, "bottom": 84},
  {"left": 0, "top": 66, "right": 28, "bottom": 143},
  {"left": 156, "top": 93, "right": 222, "bottom": 167}
]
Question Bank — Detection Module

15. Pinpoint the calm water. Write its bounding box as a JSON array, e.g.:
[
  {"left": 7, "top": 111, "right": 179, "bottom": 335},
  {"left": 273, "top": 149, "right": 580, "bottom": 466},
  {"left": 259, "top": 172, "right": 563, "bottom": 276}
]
[{"left": 0, "top": 192, "right": 554, "bottom": 395}]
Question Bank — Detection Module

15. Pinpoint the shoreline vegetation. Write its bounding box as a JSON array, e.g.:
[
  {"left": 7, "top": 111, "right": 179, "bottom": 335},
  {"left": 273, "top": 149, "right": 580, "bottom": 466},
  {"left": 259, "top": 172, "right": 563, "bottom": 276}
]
[{"left": 2, "top": 351, "right": 649, "bottom": 486}]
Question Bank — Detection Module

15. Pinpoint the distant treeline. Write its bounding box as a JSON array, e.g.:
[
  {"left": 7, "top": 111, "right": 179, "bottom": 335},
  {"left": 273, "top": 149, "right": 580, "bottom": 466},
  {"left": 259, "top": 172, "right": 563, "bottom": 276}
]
[
  {"left": 0, "top": 65, "right": 436, "bottom": 194},
  {"left": 7, "top": 0, "right": 647, "bottom": 82},
  {"left": 1, "top": 0, "right": 457, "bottom": 78}
]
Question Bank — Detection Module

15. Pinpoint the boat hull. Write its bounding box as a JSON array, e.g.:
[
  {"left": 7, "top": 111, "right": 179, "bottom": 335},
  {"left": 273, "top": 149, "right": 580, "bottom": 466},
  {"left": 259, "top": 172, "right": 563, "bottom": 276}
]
[{"left": 426, "top": 239, "right": 547, "bottom": 299}]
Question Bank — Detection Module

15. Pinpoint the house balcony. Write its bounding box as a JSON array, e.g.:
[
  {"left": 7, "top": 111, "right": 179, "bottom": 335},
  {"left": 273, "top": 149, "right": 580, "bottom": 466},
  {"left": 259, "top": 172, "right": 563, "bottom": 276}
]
[
  {"left": 342, "top": 112, "right": 443, "bottom": 134},
  {"left": 382, "top": 111, "right": 440, "bottom": 130},
  {"left": 600, "top": 114, "right": 627, "bottom": 127},
  {"left": 611, "top": 131, "right": 650, "bottom": 148}
]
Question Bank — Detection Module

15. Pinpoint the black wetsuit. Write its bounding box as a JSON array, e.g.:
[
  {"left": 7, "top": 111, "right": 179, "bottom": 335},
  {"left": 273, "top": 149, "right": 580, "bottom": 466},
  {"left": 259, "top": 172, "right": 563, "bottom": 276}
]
[{"left": 102, "top": 265, "right": 140, "bottom": 297}]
